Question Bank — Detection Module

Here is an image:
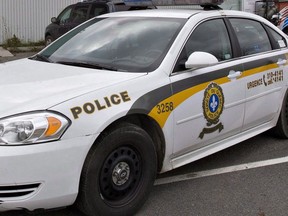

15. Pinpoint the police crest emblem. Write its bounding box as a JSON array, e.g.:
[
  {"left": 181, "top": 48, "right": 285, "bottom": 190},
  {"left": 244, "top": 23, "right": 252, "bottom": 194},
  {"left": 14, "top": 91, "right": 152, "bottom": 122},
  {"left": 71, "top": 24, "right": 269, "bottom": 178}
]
[{"left": 199, "top": 82, "right": 224, "bottom": 139}]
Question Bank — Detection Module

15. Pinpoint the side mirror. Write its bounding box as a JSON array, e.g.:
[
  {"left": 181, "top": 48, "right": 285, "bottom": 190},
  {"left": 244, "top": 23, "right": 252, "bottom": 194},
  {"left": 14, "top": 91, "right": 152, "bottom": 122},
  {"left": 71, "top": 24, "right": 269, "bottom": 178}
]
[
  {"left": 51, "top": 17, "right": 58, "bottom": 24},
  {"left": 185, "top": 51, "right": 218, "bottom": 69}
]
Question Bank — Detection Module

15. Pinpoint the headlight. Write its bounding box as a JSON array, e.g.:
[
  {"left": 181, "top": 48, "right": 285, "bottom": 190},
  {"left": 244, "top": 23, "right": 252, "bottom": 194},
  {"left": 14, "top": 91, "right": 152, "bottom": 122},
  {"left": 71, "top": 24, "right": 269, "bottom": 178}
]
[{"left": 0, "top": 112, "right": 70, "bottom": 145}]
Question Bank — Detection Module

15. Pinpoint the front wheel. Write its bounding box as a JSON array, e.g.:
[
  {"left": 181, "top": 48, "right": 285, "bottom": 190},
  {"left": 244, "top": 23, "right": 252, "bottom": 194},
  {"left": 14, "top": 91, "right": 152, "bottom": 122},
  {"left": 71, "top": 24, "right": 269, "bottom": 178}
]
[
  {"left": 45, "top": 35, "right": 54, "bottom": 46},
  {"left": 76, "top": 123, "right": 157, "bottom": 216}
]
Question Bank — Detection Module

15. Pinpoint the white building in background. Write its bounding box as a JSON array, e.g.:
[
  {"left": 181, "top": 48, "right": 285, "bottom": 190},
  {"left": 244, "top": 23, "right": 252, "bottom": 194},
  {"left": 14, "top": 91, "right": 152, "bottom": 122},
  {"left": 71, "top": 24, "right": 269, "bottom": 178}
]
[{"left": 0, "top": 0, "right": 79, "bottom": 44}]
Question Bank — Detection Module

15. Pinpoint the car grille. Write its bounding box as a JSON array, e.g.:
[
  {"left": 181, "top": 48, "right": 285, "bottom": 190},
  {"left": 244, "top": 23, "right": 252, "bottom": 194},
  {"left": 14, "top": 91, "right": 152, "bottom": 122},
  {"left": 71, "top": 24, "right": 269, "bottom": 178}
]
[{"left": 0, "top": 183, "right": 41, "bottom": 198}]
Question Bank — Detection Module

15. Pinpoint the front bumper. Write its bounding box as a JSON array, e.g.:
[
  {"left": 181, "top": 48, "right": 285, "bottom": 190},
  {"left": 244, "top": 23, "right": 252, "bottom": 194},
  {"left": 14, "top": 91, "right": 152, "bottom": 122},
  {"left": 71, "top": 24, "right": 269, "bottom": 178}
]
[{"left": 0, "top": 135, "right": 96, "bottom": 211}]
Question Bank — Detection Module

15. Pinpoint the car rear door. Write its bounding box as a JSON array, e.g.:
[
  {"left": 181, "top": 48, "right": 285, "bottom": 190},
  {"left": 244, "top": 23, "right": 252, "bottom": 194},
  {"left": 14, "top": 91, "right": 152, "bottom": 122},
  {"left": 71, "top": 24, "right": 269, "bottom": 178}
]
[
  {"left": 170, "top": 18, "right": 246, "bottom": 159},
  {"left": 228, "top": 18, "right": 288, "bottom": 131}
]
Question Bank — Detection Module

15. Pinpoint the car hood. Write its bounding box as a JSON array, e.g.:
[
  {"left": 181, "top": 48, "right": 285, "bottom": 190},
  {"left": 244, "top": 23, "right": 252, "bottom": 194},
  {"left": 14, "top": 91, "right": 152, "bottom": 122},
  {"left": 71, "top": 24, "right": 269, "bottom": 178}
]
[{"left": 0, "top": 59, "right": 145, "bottom": 118}]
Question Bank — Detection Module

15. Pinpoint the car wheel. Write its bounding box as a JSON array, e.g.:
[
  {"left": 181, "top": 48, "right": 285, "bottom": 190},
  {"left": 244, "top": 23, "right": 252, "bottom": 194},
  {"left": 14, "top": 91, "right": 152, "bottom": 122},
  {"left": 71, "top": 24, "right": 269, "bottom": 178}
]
[
  {"left": 271, "top": 90, "right": 288, "bottom": 138},
  {"left": 76, "top": 123, "right": 157, "bottom": 216},
  {"left": 45, "top": 35, "right": 53, "bottom": 46}
]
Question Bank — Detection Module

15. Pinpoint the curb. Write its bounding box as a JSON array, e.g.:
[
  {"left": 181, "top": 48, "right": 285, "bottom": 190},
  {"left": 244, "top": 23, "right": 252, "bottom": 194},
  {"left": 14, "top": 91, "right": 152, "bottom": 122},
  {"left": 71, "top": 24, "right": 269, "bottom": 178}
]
[
  {"left": 0, "top": 46, "right": 45, "bottom": 58},
  {"left": 0, "top": 47, "right": 13, "bottom": 57}
]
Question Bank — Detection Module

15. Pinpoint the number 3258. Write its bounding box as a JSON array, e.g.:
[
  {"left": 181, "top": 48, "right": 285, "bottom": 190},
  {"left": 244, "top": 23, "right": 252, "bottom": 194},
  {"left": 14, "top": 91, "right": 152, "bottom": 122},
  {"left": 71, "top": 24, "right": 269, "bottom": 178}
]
[{"left": 156, "top": 102, "right": 174, "bottom": 114}]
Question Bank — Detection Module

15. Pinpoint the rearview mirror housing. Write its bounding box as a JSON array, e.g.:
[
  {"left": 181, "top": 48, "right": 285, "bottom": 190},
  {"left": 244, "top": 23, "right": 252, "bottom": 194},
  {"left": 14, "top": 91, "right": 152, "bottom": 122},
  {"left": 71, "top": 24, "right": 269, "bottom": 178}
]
[
  {"left": 185, "top": 51, "right": 218, "bottom": 69},
  {"left": 51, "top": 17, "right": 58, "bottom": 24}
]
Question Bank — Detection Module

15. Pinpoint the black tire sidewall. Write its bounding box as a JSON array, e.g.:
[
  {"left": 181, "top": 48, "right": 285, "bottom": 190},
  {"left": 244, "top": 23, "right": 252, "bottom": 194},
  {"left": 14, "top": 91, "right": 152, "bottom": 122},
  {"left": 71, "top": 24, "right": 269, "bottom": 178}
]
[
  {"left": 45, "top": 35, "right": 53, "bottom": 46},
  {"left": 279, "top": 90, "right": 288, "bottom": 136},
  {"left": 82, "top": 124, "right": 157, "bottom": 216}
]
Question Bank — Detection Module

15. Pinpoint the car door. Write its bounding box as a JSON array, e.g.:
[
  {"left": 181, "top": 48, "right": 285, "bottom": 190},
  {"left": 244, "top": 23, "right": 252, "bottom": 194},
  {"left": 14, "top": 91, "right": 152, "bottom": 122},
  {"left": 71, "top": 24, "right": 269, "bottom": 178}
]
[
  {"left": 170, "top": 18, "right": 246, "bottom": 158},
  {"left": 55, "top": 5, "right": 74, "bottom": 38},
  {"left": 229, "top": 18, "right": 288, "bottom": 131},
  {"left": 55, "top": 4, "right": 91, "bottom": 38}
]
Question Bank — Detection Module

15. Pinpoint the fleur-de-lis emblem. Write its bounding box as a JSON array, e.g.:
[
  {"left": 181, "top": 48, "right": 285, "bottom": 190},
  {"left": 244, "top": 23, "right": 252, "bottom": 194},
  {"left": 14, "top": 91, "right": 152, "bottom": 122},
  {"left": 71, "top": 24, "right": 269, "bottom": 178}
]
[{"left": 210, "top": 95, "right": 218, "bottom": 112}]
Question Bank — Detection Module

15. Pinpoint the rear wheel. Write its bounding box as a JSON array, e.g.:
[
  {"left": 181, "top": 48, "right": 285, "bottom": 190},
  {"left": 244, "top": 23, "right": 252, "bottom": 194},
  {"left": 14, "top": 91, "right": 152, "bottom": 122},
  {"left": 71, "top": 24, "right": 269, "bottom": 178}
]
[
  {"left": 76, "top": 123, "right": 157, "bottom": 216},
  {"left": 271, "top": 90, "right": 288, "bottom": 138}
]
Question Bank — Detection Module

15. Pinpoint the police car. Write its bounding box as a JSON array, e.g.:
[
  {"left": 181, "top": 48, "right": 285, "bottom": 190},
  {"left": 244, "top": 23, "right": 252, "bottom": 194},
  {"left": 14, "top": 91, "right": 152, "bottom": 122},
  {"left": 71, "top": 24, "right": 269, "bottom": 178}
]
[{"left": 1, "top": 4, "right": 288, "bottom": 216}]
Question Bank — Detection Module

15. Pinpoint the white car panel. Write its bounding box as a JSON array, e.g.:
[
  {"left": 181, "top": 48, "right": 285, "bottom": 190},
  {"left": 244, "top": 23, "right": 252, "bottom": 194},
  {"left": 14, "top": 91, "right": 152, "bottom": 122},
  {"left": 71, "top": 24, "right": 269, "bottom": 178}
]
[{"left": 0, "top": 59, "right": 145, "bottom": 118}]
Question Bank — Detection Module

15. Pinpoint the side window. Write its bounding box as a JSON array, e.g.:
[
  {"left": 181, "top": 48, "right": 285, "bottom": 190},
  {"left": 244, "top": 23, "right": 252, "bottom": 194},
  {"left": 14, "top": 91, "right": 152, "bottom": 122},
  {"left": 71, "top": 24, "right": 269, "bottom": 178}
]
[
  {"left": 58, "top": 6, "right": 73, "bottom": 24},
  {"left": 266, "top": 25, "right": 287, "bottom": 49},
  {"left": 184, "top": 19, "right": 232, "bottom": 61},
  {"left": 174, "top": 19, "right": 232, "bottom": 72},
  {"left": 114, "top": 5, "right": 132, "bottom": 11},
  {"left": 229, "top": 19, "right": 272, "bottom": 56},
  {"left": 71, "top": 5, "right": 90, "bottom": 24},
  {"left": 89, "top": 4, "right": 108, "bottom": 18}
]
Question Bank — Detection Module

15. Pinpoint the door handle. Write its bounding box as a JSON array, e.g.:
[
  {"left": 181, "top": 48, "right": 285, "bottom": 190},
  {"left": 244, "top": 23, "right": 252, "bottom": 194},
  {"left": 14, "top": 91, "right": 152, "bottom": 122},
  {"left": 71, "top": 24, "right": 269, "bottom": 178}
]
[
  {"left": 227, "top": 70, "right": 242, "bottom": 81},
  {"left": 277, "top": 58, "right": 287, "bottom": 66}
]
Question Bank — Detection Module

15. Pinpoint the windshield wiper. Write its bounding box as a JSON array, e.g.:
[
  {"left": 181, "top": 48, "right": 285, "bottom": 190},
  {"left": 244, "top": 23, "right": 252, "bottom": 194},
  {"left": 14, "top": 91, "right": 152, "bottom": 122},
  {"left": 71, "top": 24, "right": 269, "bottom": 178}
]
[
  {"left": 29, "top": 54, "right": 53, "bottom": 63},
  {"left": 56, "top": 61, "right": 122, "bottom": 71}
]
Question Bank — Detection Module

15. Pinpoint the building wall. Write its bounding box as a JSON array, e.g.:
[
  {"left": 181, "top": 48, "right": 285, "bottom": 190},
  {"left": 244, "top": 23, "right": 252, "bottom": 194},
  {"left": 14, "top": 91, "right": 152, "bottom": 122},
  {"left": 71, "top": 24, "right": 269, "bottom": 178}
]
[
  {"left": 222, "top": 0, "right": 241, "bottom": 10},
  {"left": 0, "top": 0, "right": 79, "bottom": 44}
]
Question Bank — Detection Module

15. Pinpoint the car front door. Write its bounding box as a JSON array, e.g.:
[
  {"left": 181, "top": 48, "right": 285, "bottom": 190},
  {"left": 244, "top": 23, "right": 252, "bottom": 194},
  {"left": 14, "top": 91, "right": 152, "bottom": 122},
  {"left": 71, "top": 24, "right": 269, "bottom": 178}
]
[
  {"left": 170, "top": 18, "right": 246, "bottom": 161},
  {"left": 56, "top": 5, "right": 74, "bottom": 37},
  {"left": 229, "top": 18, "right": 288, "bottom": 131},
  {"left": 56, "top": 4, "right": 91, "bottom": 38}
]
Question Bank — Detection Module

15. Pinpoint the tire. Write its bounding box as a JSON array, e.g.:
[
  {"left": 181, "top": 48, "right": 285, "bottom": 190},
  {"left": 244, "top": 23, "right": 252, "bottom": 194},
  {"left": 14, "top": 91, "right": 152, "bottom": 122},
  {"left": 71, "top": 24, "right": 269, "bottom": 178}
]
[
  {"left": 270, "top": 90, "right": 288, "bottom": 138},
  {"left": 76, "top": 123, "right": 157, "bottom": 216},
  {"left": 45, "top": 35, "right": 54, "bottom": 46}
]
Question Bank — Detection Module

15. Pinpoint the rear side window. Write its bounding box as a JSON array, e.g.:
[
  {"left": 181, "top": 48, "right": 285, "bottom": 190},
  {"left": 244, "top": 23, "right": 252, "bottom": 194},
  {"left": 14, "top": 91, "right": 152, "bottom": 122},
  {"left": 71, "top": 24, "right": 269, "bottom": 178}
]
[
  {"left": 266, "top": 26, "right": 287, "bottom": 49},
  {"left": 89, "top": 4, "right": 108, "bottom": 18},
  {"left": 114, "top": 5, "right": 133, "bottom": 11},
  {"left": 71, "top": 5, "right": 90, "bottom": 24},
  {"left": 229, "top": 19, "right": 272, "bottom": 56}
]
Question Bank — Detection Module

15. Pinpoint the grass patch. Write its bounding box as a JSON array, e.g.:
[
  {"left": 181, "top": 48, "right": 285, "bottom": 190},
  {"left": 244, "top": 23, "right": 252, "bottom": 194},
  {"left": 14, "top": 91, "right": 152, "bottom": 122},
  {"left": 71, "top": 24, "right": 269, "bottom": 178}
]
[{"left": 2, "top": 35, "right": 45, "bottom": 53}]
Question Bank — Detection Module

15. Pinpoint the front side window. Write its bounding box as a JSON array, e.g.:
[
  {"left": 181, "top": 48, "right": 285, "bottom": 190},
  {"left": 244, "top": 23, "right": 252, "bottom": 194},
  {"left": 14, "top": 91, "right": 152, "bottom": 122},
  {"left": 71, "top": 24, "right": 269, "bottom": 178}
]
[
  {"left": 230, "top": 19, "right": 272, "bottom": 56},
  {"left": 174, "top": 19, "right": 232, "bottom": 72},
  {"left": 185, "top": 19, "right": 232, "bottom": 61},
  {"left": 58, "top": 6, "right": 73, "bottom": 24},
  {"left": 40, "top": 17, "right": 185, "bottom": 72},
  {"left": 184, "top": 19, "right": 232, "bottom": 61}
]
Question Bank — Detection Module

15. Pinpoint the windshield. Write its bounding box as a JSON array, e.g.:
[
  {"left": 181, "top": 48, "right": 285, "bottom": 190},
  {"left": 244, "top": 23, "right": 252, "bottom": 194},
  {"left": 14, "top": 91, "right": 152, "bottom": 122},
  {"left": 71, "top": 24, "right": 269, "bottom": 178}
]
[{"left": 39, "top": 17, "right": 185, "bottom": 72}]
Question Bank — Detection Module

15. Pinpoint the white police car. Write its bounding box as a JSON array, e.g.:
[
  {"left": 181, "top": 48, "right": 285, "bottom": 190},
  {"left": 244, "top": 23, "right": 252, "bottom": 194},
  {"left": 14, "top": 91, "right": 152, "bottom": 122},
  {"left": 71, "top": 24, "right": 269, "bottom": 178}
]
[{"left": 1, "top": 6, "right": 288, "bottom": 216}]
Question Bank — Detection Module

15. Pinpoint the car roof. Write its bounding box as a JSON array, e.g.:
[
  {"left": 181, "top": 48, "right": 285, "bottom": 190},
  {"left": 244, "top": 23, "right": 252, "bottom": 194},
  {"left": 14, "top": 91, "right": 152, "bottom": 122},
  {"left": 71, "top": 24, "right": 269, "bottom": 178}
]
[
  {"left": 100, "top": 8, "right": 202, "bottom": 19},
  {"left": 99, "top": 8, "right": 269, "bottom": 21}
]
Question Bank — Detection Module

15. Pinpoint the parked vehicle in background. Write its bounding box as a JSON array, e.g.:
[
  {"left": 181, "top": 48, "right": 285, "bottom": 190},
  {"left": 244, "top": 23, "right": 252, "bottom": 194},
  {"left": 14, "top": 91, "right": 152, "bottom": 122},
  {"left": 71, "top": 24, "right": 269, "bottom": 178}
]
[{"left": 44, "top": 0, "right": 154, "bottom": 46}]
